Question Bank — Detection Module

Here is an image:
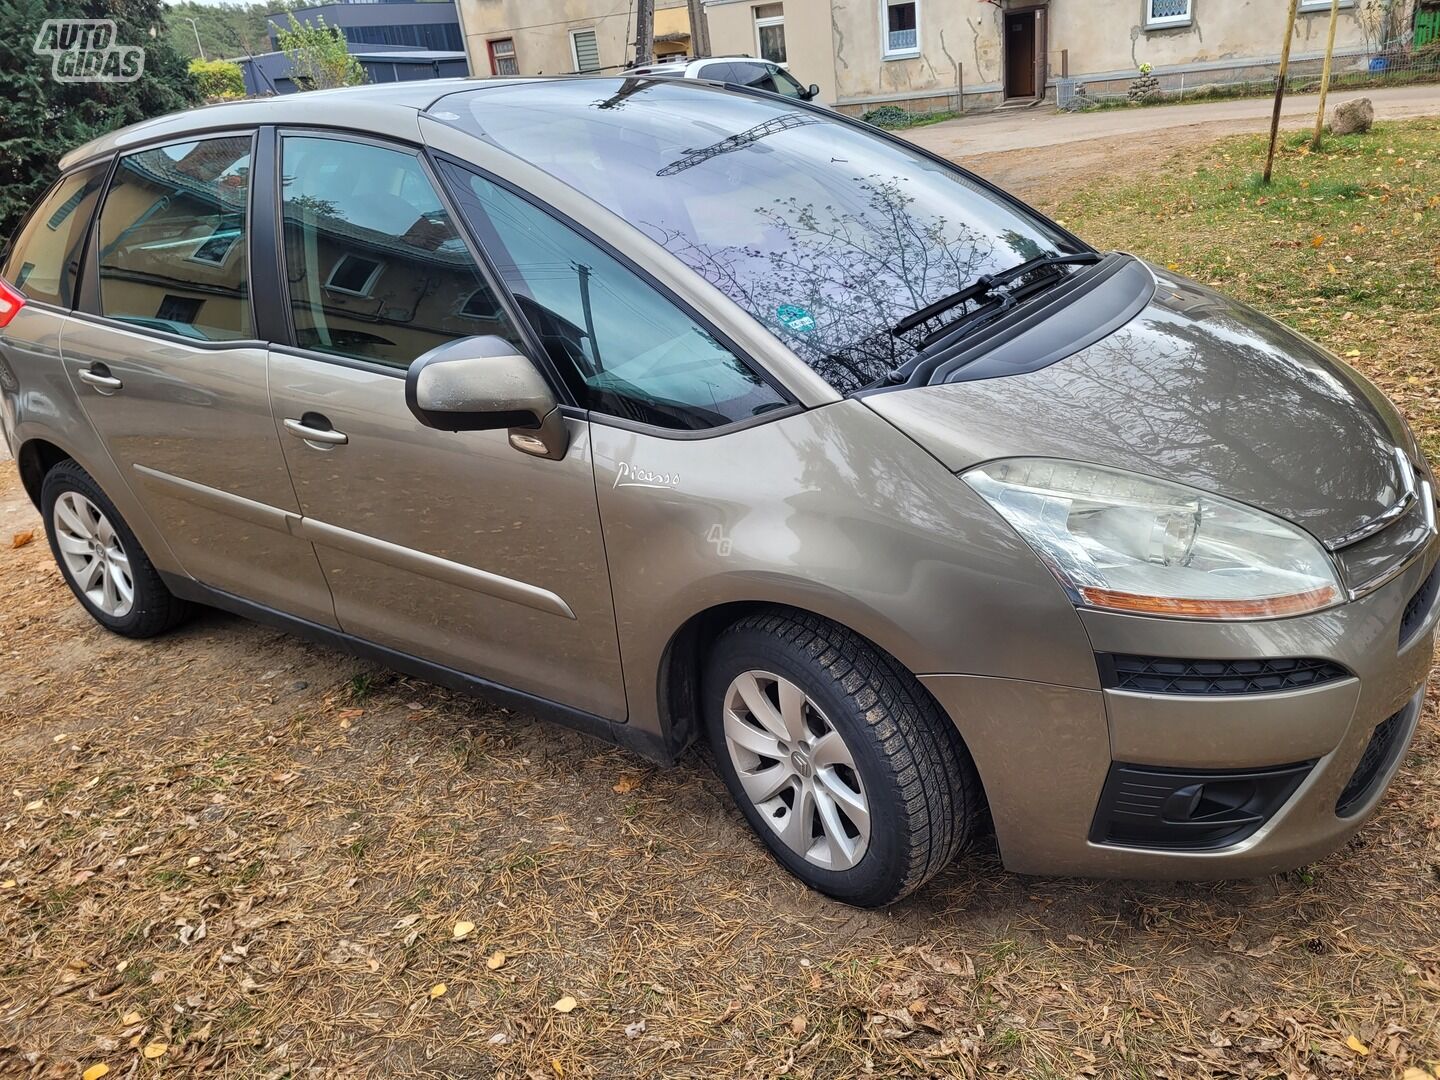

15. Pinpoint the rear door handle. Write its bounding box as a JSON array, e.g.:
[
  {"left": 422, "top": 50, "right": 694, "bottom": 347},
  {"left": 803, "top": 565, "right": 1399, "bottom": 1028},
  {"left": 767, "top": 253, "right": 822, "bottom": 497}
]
[
  {"left": 284, "top": 415, "right": 348, "bottom": 446},
  {"left": 78, "top": 365, "right": 123, "bottom": 392}
]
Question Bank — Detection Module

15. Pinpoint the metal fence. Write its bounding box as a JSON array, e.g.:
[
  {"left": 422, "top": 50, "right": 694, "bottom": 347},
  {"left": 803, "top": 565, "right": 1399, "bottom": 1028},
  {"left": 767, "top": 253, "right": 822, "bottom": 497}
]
[{"left": 1057, "top": 42, "right": 1440, "bottom": 111}]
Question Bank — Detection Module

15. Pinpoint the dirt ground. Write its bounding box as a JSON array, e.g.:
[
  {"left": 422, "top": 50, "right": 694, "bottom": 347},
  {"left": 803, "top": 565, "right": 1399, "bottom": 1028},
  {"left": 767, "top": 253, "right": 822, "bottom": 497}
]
[{"left": 3, "top": 129, "right": 1440, "bottom": 1080}]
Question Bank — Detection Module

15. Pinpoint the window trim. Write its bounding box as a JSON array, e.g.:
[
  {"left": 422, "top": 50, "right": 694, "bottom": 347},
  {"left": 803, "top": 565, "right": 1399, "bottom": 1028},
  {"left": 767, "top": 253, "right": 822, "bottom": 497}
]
[
  {"left": 429, "top": 149, "right": 800, "bottom": 440},
  {"left": 1142, "top": 0, "right": 1192, "bottom": 30},
  {"left": 487, "top": 37, "right": 518, "bottom": 77},
  {"left": 568, "top": 27, "right": 600, "bottom": 73},
  {"left": 753, "top": 7, "right": 786, "bottom": 64},
  {"left": 82, "top": 128, "right": 261, "bottom": 347},
  {"left": 880, "top": 0, "right": 921, "bottom": 60}
]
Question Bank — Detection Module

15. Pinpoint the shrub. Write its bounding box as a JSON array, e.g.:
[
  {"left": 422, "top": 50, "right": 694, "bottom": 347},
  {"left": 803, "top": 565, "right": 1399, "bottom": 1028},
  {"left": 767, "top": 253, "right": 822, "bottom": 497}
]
[{"left": 190, "top": 58, "right": 245, "bottom": 101}]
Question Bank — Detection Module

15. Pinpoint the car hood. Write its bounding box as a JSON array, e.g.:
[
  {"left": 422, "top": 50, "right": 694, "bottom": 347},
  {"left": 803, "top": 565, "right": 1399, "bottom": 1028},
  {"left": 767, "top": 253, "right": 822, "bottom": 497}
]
[{"left": 863, "top": 268, "right": 1417, "bottom": 546}]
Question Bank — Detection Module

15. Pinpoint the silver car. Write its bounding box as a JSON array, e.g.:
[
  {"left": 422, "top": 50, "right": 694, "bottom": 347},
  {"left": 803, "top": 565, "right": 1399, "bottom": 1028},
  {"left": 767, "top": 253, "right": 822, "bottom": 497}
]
[{"left": 1, "top": 78, "right": 1434, "bottom": 907}]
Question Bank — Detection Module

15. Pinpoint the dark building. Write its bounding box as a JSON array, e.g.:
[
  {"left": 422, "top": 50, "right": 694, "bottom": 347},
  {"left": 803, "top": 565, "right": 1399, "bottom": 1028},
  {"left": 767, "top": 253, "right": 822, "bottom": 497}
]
[{"left": 267, "top": 1, "right": 464, "bottom": 54}]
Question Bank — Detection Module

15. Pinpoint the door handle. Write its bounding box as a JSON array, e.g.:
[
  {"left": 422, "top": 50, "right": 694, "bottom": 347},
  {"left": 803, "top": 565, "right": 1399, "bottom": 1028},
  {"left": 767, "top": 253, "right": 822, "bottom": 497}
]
[
  {"left": 284, "top": 415, "right": 348, "bottom": 446},
  {"left": 78, "top": 365, "right": 123, "bottom": 392}
]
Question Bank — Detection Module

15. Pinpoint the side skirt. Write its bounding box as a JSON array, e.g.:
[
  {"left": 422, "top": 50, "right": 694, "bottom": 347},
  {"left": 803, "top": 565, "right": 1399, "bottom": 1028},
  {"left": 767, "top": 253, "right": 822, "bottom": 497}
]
[{"left": 161, "top": 573, "right": 679, "bottom": 765}]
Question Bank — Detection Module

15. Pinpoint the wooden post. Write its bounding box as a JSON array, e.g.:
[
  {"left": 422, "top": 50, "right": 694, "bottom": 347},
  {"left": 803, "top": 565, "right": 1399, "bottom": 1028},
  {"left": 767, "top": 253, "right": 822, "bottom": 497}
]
[
  {"left": 1061, "top": 48, "right": 1069, "bottom": 78},
  {"left": 1311, "top": 0, "right": 1342, "bottom": 150},
  {"left": 1263, "top": 0, "right": 1302, "bottom": 184},
  {"left": 685, "top": 0, "right": 710, "bottom": 58},
  {"left": 633, "top": 0, "right": 655, "bottom": 67}
]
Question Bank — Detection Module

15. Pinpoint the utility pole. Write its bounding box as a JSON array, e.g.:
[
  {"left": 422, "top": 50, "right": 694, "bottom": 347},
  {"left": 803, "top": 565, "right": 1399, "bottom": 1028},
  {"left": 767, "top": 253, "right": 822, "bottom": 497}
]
[
  {"left": 686, "top": 0, "right": 711, "bottom": 58},
  {"left": 633, "top": 0, "right": 655, "bottom": 67},
  {"left": 1263, "top": 0, "right": 1301, "bottom": 184},
  {"left": 186, "top": 16, "right": 206, "bottom": 61},
  {"left": 1311, "top": 0, "right": 1342, "bottom": 150}
]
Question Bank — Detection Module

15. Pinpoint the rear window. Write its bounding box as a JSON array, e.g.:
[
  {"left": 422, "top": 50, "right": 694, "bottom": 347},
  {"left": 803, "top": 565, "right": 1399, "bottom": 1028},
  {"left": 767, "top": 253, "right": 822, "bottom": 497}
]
[
  {"left": 426, "top": 79, "right": 1077, "bottom": 393},
  {"left": 1, "top": 166, "right": 107, "bottom": 307}
]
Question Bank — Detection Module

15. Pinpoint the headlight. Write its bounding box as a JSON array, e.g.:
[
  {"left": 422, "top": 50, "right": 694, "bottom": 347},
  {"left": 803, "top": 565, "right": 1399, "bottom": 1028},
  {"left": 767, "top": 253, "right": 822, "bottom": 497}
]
[{"left": 963, "top": 459, "right": 1341, "bottom": 619}]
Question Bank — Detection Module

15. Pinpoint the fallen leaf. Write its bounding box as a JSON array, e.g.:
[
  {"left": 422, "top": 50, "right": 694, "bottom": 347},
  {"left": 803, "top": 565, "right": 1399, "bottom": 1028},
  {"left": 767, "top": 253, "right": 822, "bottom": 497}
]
[
  {"left": 1, "top": 880, "right": 15, "bottom": 889},
  {"left": 486, "top": 950, "right": 507, "bottom": 971},
  {"left": 624, "top": 1019, "right": 646, "bottom": 1039},
  {"left": 122, "top": 1010, "right": 142, "bottom": 1025},
  {"left": 82, "top": 1066, "right": 110, "bottom": 1080},
  {"left": 10, "top": 530, "right": 34, "bottom": 549},
  {"left": 23, "top": 799, "right": 43, "bottom": 812},
  {"left": 1345, "top": 1035, "right": 1370, "bottom": 1056},
  {"left": 551, "top": 1060, "right": 564, "bottom": 1077},
  {"left": 907, "top": 998, "right": 928, "bottom": 1016},
  {"left": 552, "top": 995, "right": 578, "bottom": 1014},
  {"left": 790, "top": 1014, "right": 807, "bottom": 1036},
  {"left": 429, "top": 983, "right": 447, "bottom": 999},
  {"left": 487, "top": 1031, "right": 510, "bottom": 1045},
  {"left": 1311, "top": 234, "right": 1325, "bottom": 247},
  {"left": 452, "top": 921, "right": 475, "bottom": 940},
  {"left": 142, "top": 1042, "right": 168, "bottom": 1059},
  {"left": 612, "top": 775, "right": 641, "bottom": 794},
  {"left": 1401, "top": 1069, "right": 1436, "bottom": 1080}
]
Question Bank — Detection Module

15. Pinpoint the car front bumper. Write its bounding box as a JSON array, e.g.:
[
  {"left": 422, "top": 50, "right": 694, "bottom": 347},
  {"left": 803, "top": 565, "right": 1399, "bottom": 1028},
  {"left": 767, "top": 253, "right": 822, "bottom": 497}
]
[{"left": 922, "top": 543, "right": 1438, "bottom": 879}]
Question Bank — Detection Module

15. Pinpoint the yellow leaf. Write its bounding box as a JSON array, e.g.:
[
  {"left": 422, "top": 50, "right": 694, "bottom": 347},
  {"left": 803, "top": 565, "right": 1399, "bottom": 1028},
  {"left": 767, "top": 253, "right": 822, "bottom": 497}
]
[
  {"left": 1166, "top": 262, "right": 1180, "bottom": 271},
  {"left": 486, "top": 950, "right": 507, "bottom": 971},
  {"left": 0, "top": 880, "right": 14, "bottom": 889},
  {"left": 429, "top": 983, "right": 447, "bottom": 999},
  {"left": 1345, "top": 350, "right": 1361, "bottom": 358},
  {"left": 82, "top": 1066, "right": 110, "bottom": 1080},
  {"left": 551, "top": 1060, "right": 565, "bottom": 1078},
  {"left": 612, "top": 775, "right": 641, "bottom": 794},
  {"left": 552, "top": 995, "right": 578, "bottom": 1014},
  {"left": 452, "top": 921, "right": 475, "bottom": 940},
  {"left": 1345, "top": 1035, "right": 1370, "bottom": 1055},
  {"left": 1311, "top": 234, "right": 1325, "bottom": 248},
  {"left": 23, "top": 799, "right": 43, "bottom": 812},
  {"left": 10, "top": 530, "right": 34, "bottom": 549},
  {"left": 1327, "top": 263, "right": 1338, "bottom": 275},
  {"left": 142, "top": 1042, "right": 168, "bottom": 1059},
  {"left": 1401, "top": 1069, "right": 1436, "bottom": 1080},
  {"left": 122, "top": 1010, "right": 142, "bottom": 1025}
]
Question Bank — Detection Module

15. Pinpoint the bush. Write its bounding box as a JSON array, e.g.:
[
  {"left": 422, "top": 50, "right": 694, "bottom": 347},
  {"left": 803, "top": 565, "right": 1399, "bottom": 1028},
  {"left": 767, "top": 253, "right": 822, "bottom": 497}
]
[
  {"left": 861, "top": 105, "right": 913, "bottom": 129},
  {"left": 190, "top": 58, "right": 245, "bottom": 101}
]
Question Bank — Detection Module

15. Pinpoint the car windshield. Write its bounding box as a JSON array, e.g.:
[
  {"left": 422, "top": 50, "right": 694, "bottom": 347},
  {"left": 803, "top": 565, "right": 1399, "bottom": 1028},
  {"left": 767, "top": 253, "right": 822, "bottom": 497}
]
[{"left": 426, "top": 78, "right": 1079, "bottom": 393}]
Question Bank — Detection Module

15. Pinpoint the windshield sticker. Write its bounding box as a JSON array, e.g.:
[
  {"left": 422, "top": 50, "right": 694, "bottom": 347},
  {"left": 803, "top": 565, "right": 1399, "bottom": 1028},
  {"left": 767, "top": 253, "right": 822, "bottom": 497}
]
[{"left": 776, "top": 304, "right": 816, "bottom": 334}]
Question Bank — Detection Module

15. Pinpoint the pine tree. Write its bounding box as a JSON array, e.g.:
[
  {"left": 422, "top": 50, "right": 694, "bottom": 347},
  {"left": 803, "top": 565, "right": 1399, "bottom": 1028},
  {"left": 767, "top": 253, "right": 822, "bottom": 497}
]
[{"left": 0, "top": 0, "right": 201, "bottom": 240}]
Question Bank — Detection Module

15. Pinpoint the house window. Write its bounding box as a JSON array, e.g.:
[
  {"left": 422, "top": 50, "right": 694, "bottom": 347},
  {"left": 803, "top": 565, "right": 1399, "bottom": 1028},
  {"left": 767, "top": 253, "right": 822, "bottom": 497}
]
[
  {"left": 754, "top": 3, "right": 786, "bottom": 63},
  {"left": 570, "top": 28, "right": 600, "bottom": 72},
  {"left": 325, "top": 253, "right": 384, "bottom": 297},
  {"left": 883, "top": 1, "right": 919, "bottom": 58},
  {"left": 1144, "top": 0, "right": 1192, "bottom": 29},
  {"left": 487, "top": 38, "right": 518, "bottom": 76},
  {"left": 1298, "top": 0, "right": 1352, "bottom": 10}
]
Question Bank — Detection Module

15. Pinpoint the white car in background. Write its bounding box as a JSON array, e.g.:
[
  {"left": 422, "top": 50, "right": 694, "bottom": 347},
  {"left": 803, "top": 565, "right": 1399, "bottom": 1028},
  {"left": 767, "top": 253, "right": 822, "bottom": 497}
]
[{"left": 628, "top": 55, "right": 822, "bottom": 103}]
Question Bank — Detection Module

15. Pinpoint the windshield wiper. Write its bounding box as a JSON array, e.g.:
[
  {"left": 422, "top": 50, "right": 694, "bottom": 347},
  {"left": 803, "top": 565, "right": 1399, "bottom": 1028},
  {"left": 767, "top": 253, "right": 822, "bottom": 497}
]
[{"left": 889, "top": 251, "right": 1103, "bottom": 338}]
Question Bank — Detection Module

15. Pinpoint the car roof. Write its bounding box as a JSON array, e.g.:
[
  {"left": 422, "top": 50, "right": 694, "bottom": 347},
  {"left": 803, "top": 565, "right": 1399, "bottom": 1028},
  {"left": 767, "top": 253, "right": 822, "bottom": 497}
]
[{"left": 58, "top": 77, "right": 540, "bottom": 171}]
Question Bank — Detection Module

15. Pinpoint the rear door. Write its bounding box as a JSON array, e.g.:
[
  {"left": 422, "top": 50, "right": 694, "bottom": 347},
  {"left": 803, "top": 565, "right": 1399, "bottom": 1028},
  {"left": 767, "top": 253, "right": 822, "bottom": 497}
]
[
  {"left": 61, "top": 131, "right": 337, "bottom": 626},
  {"left": 263, "top": 131, "right": 625, "bottom": 719}
]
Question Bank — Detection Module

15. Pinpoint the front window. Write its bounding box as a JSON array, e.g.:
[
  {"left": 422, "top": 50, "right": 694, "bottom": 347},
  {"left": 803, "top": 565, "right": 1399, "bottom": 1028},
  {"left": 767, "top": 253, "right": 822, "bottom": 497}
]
[
  {"left": 754, "top": 3, "right": 786, "bottom": 63},
  {"left": 1144, "top": 0, "right": 1192, "bottom": 28},
  {"left": 428, "top": 80, "right": 1077, "bottom": 394},
  {"left": 883, "top": 0, "right": 919, "bottom": 57}
]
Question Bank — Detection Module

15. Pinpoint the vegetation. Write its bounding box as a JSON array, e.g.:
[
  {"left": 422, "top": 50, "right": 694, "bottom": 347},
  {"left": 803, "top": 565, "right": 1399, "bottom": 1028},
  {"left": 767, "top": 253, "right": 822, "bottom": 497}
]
[
  {"left": 188, "top": 58, "right": 246, "bottom": 101},
  {"left": 161, "top": 1, "right": 295, "bottom": 63},
  {"left": 860, "top": 104, "right": 958, "bottom": 130},
  {"left": 0, "top": 0, "right": 201, "bottom": 242},
  {"left": 275, "top": 13, "right": 366, "bottom": 91}
]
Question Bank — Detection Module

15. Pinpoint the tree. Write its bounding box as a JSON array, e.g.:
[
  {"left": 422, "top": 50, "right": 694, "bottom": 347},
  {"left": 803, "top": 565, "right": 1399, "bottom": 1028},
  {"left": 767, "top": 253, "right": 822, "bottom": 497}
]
[
  {"left": 162, "top": 1, "right": 299, "bottom": 64},
  {"left": 276, "top": 14, "right": 365, "bottom": 91},
  {"left": 0, "top": 0, "right": 202, "bottom": 241},
  {"left": 189, "top": 57, "right": 245, "bottom": 101}
]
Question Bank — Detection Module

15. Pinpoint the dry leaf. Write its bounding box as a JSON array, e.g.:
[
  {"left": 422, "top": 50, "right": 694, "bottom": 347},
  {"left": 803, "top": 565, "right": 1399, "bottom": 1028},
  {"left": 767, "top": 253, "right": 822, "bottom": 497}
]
[
  {"left": 23, "top": 799, "right": 43, "bottom": 812},
  {"left": 10, "top": 530, "right": 34, "bottom": 549},
  {"left": 624, "top": 1019, "right": 646, "bottom": 1039},
  {"left": 486, "top": 950, "right": 507, "bottom": 971},
  {"left": 142, "top": 1042, "right": 168, "bottom": 1059},
  {"left": 551, "top": 1060, "right": 564, "bottom": 1077},
  {"left": 1311, "top": 234, "right": 1325, "bottom": 247},
  {"left": 452, "top": 921, "right": 475, "bottom": 940},
  {"left": 1, "top": 880, "right": 15, "bottom": 889},
  {"left": 790, "top": 1014, "right": 807, "bottom": 1036},
  {"left": 82, "top": 1066, "right": 110, "bottom": 1080},
  {"left": 429, "top": 983, "right": 447, "bottom": 999},
  {"left": 1401, "top": 1069, "right": 1436, "bottom": 1080},
  {"left": 612, "top": 775, "right": 641, "bottom": 794},
  {"left": 1345, "top": 1035, "right": 1370, "bottom": 1055},
  {"left": 552, "top": 995, "right": 578, "bottom": 1014},
  {"left": 121, "top": 1010, "right": 142, "bottom": 1025}
]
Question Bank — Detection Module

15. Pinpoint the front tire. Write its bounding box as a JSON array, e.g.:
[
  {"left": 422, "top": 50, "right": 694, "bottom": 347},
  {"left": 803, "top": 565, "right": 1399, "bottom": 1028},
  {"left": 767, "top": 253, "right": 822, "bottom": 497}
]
[
  {"left": 705, "top": 610, "right": 980, "bottom": 907},
  {"left": 41, "top": 460, "right": 190, "bottom": 638}
]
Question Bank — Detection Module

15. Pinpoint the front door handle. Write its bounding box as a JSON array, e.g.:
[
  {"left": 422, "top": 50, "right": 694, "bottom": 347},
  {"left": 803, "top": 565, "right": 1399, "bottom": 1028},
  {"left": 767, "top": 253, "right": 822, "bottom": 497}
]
[
  {"left": 284, "top": 415, "right": 348, "bottom": 446},
  {"left": 78, "top": 365, "right": 123, "bottom": 392}
]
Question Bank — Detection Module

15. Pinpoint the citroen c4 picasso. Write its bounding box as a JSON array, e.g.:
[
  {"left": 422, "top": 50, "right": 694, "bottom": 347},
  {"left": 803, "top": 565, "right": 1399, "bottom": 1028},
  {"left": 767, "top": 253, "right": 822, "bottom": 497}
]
[{"left": 1, "top": 78, "right": 1434, "bottom": 907}]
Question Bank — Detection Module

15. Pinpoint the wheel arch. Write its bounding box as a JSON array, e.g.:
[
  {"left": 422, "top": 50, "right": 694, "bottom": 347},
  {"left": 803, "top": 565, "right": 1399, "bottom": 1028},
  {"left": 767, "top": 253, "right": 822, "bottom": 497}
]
[{"left": 16, "top": 437, "right": 75, "bottom": 509}]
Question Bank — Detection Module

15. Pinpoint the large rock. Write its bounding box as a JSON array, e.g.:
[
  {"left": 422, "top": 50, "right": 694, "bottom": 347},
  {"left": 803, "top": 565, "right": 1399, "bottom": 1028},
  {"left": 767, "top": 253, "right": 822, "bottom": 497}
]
[{"left": 1331, "top": 97, "right": 1374, "bottom": 136}]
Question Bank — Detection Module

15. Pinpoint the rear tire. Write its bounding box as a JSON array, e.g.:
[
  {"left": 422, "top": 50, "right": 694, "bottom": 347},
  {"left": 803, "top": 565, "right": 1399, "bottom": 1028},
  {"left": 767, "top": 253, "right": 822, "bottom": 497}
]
[
  {"left": 704, "top": 610, "right": 980, "bottom": 907},
  {"left": 41, "top": 460, "right": 190, "bottom": 638}
]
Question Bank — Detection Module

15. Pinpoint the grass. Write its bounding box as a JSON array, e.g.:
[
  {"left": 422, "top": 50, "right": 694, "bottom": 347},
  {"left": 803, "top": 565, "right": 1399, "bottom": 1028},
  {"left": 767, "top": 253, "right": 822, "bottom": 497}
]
[{"left": 0, "top": 119, "right": 1438, "bottom": 1079}]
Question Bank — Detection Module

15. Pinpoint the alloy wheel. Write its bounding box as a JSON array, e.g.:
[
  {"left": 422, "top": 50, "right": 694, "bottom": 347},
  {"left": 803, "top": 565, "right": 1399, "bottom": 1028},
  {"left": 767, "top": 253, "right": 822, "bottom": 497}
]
[
  {"left": 722, "top": 670, "right": 871, "bottom": 870},
  {"left": 52, "top": 491, "right": 134, "bottom": 618}
]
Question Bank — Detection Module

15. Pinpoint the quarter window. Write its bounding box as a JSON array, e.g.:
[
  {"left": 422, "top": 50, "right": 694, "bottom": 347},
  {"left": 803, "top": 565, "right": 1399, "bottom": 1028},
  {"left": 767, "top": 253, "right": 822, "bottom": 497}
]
[
  {"left": 441, "top": 163, "right": 789, "bottom": 431},
  {"left": 754, "top": 3, "right": 786, "bottom": 63},
  {"left": 1145, "top": 0, "right": 1192, "bottom": 28},
  {"left": 883, "top": 0, "right": 919, "bottom": 57},
  {"left": 97, "top": 136, "right": 254, "bottom": 341},
  {"left": 1, "top": 165, "right": 107, "bottom": 307},
  {"left": 279, "top": 135, "right": 521, "bottom": 368}
]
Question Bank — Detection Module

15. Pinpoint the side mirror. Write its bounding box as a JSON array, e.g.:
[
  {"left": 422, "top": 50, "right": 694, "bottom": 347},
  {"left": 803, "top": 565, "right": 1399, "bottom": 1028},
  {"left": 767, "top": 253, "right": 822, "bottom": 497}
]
[
  {"left": 805, "top": 84, "right": 821, "bottom": 100},
  {"left": 405, "top": 335, "right": 569, "bottom": 460}
]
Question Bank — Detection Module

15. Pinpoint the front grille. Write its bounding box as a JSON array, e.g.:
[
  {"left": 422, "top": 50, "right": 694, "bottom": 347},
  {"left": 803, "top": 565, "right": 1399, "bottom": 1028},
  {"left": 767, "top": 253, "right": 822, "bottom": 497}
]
[
  {"left": 1091, "top": 761, "right": 1313, "bottom": 850},
  {"left": 1399, "top": 561, "right": 1439, "bottom": 647},
  {"left": 1099, "top": 654, "right": 1350, "bottom": 695},
  {"left": 1335, "top": 706, "right": 1411, "bottom": 817}
]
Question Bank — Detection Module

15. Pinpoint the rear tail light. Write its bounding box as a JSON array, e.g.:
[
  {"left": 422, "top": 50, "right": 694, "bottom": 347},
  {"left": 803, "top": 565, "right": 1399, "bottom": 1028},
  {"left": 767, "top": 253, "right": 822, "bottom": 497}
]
[{"left": 0, "top": 279, "right": 24, "bottom": 329}]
